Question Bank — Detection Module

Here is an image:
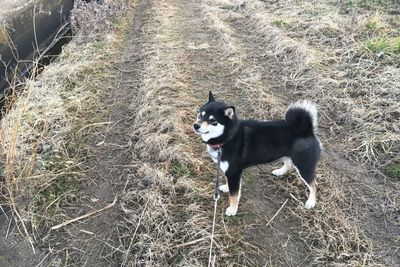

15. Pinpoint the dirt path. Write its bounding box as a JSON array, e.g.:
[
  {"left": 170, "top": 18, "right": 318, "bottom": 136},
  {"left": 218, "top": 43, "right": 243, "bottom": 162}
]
[{"left": 38, "top": 0, "right": 154, "bottom": 266}]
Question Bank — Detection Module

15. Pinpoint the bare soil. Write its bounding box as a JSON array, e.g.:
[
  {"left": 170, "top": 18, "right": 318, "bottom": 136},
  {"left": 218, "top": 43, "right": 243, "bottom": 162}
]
[{"left": 1, "top": 0, "right": 399, "bottom": 266}]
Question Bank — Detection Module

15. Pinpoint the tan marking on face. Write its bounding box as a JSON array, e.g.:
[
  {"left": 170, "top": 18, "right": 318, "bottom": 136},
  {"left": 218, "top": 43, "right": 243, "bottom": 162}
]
[{"left": 201, "top": 121, "right": 209, "bottom": 129}]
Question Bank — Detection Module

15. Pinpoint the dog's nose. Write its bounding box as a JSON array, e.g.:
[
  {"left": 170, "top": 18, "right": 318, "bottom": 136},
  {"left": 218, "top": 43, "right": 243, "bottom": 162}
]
[{"left": 193, "top": 123, "right": 201, "bottom": 131}]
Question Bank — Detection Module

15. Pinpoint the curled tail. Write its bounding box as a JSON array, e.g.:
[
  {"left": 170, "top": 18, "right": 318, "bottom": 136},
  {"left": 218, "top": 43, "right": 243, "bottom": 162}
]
[{"left": 285, "top": 100, "right": 318, "bottom": 136}]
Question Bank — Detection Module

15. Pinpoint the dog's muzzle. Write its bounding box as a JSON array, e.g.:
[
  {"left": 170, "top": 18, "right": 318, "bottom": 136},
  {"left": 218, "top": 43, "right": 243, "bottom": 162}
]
[{"left": 193, "top": 123, "right": 209, "bottom": 134}]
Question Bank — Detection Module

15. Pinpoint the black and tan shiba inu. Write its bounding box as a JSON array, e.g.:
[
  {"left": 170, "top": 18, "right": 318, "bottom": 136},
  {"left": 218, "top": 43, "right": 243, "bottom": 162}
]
[{"left": 193, "top": 92, "right": 322, "bottom": 216}]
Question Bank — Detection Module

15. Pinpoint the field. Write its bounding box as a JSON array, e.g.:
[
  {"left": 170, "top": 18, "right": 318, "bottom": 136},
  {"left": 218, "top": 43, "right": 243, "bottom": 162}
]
[{"left": 0, "top": 0, "right": 399, "bottom": 266}]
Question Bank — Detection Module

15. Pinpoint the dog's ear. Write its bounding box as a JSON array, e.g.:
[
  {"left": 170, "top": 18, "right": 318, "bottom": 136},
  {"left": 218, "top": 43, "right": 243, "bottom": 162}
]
[
  {"left": 224, "top": 106, "right": 235, "bottom": 119},
  {"left": 208, "top": 91, "right": 215, "bottom": 102}
]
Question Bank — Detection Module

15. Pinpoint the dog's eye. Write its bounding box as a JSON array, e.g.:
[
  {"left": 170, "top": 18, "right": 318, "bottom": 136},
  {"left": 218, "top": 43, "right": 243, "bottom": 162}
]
[{"left": 209, "top": 118, "right": 217, "bottom": 125}]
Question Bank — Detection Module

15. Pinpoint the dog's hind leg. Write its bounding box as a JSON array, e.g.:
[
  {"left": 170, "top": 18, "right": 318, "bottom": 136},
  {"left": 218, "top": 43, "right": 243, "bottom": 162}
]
[
  {"left": 292, "top": 159, "right": 318, "bottom": 209},
  {"left": 272, "top": 157, "right": 293, "bottom": 176},
  {"left": 291, "top": 139, "right": 321, "bottom": 209},
  {"left": 305, "top": 181, "right": 317, "bottom": 209},
  {"left": 297, "top": 169, "right": 317, "bottom": 209}
]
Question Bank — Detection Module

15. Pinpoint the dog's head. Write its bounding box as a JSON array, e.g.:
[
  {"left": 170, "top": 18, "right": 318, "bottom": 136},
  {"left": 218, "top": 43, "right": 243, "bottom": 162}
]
[{"left": 193, "top": 91, "right": 237, "bottom": 144}]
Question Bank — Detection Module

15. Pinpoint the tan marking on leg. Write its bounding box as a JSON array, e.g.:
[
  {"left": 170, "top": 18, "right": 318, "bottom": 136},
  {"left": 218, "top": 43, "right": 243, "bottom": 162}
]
[
  {"left": 225, "top": 181, "right": 242, "bottom": 216},
  {"left": 225, "top": 194, "right": 239, "bottom": 216},
  {"left": 305, "top": 180, "right": 317, "bottom": 209},
  {"left": 293, "top": 166, "right": 317, "bottom": 209}
]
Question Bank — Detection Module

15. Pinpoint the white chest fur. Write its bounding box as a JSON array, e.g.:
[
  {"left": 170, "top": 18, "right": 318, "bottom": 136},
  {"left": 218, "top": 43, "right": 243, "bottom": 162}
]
[
  {"left": 207, "top": 145, "right": 218, "bottom": 163},
  {"left": 206, "top": 145, "right": 229, "bottom": 174}
]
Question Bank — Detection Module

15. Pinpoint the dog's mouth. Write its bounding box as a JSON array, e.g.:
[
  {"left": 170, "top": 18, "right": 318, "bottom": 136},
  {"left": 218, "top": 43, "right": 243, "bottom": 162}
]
[{"left": 195, "top": 130, "right": 209, "bottom": 135}]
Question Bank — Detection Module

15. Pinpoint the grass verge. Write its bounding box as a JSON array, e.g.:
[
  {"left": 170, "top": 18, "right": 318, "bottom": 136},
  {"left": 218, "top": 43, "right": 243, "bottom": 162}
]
[{"left": 0, "top": 0, "right": 134, "bottom": 247}]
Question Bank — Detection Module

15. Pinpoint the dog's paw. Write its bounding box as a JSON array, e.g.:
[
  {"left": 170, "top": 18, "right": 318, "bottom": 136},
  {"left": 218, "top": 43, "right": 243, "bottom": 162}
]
[
  {"left": 272, "top": 168, "right": 286, "bottom": 176},
  {"left": 304, "top": 198, "right": 316, "bottom": 209},
  {"left": 225, "top": 206, "right": 237, "bottom": 216},
  {"left": 219, "top": 184, "right": 229, "bottom": 193}
]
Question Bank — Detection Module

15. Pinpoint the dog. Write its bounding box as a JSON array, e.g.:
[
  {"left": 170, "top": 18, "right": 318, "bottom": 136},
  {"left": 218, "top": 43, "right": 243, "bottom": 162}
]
[{"left": 193, "top": 92, "right": 322, "bottom": 216}]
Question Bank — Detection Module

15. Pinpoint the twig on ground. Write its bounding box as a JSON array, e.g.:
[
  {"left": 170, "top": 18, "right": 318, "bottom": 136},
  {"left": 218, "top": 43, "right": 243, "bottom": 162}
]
[
  {"left": 239, "top": 239, "right": 261, "bottom": 252},
  {"left": 114, "top": 67, "right": 136, "bottom": 73},
  {"left": 266, "top": 198, "right": 288, "bottom": 226},
  {"left": 76, "top": 122, "right": 113, "bottom": 133},
  {"left": 35, "top": 251, "right": 51, "bottom": 267},
  {"left": 289, "top": 193, "right": 302, "bottom": 205},
  {"left": 50, "top": 196, "right": 117, "bottom": 231},
  {"left": 0, "top": 205, "right": 9, "bottom": 220},
  {"left": 175, "top": 235, "right": 216, "bottom": 249},
  {"left": 6, "top": 216, "right": 12, "bottom": 238},
  {"left": 79, "top": 229, "right": 94, "bottom": 235}
]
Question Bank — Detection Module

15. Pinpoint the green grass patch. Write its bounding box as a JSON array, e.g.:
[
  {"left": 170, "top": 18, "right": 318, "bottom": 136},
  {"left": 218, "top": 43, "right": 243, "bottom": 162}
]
[
  {"left": 365, "top": 17, "right": 381, "bottom": 31},
  {"left": 363, "top": 36, "right": 400, "bottom": 54},
  {"left": 358, "top": 0, "right": 396, "bottom": 8},
  {"left": 344, "top": 0, "right": 355, "bottom": 7},
  {"left": 171, "top": 162, "right": 193, "bottom": 178},
  {"left": 386, "top": 163, "right": 400, "bottom": 179},
  {"left": 271, "top": 18, "right": 287, "bottom": 28},
  {"left": 28, "top": 163, "right": 79, "bottom": 229},
  {"left": 112, "top": 18, "right": 123, "bottom": 27},
  {"left": 352, "top": 0, "right": 399, "bottom": 8},
  {"left": 31, "top": 175, "right": 76, "bottom": 208}
]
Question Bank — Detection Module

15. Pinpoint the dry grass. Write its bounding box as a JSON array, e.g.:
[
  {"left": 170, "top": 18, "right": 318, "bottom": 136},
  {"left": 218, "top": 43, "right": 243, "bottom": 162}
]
[
  {"left": 71, "top": 0, "right": 131, "bottom": 42},
  {"left": 0, "top": 0, "right": 32, "bottom": 18},
  {"left": 0, "top": 0, "right": 133, "bottom": 249}
]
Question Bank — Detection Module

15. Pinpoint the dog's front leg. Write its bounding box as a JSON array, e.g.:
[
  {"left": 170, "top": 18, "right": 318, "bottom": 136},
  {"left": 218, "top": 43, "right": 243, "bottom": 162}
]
[{"left": 225, "top": 169, "right": 242, "bottom": 216}]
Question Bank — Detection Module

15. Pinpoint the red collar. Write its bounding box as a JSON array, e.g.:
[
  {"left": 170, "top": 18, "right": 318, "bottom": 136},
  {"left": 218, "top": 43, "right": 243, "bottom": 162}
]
[{"left": 208, "top": 143, "right": 224, "bottom": 149}]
